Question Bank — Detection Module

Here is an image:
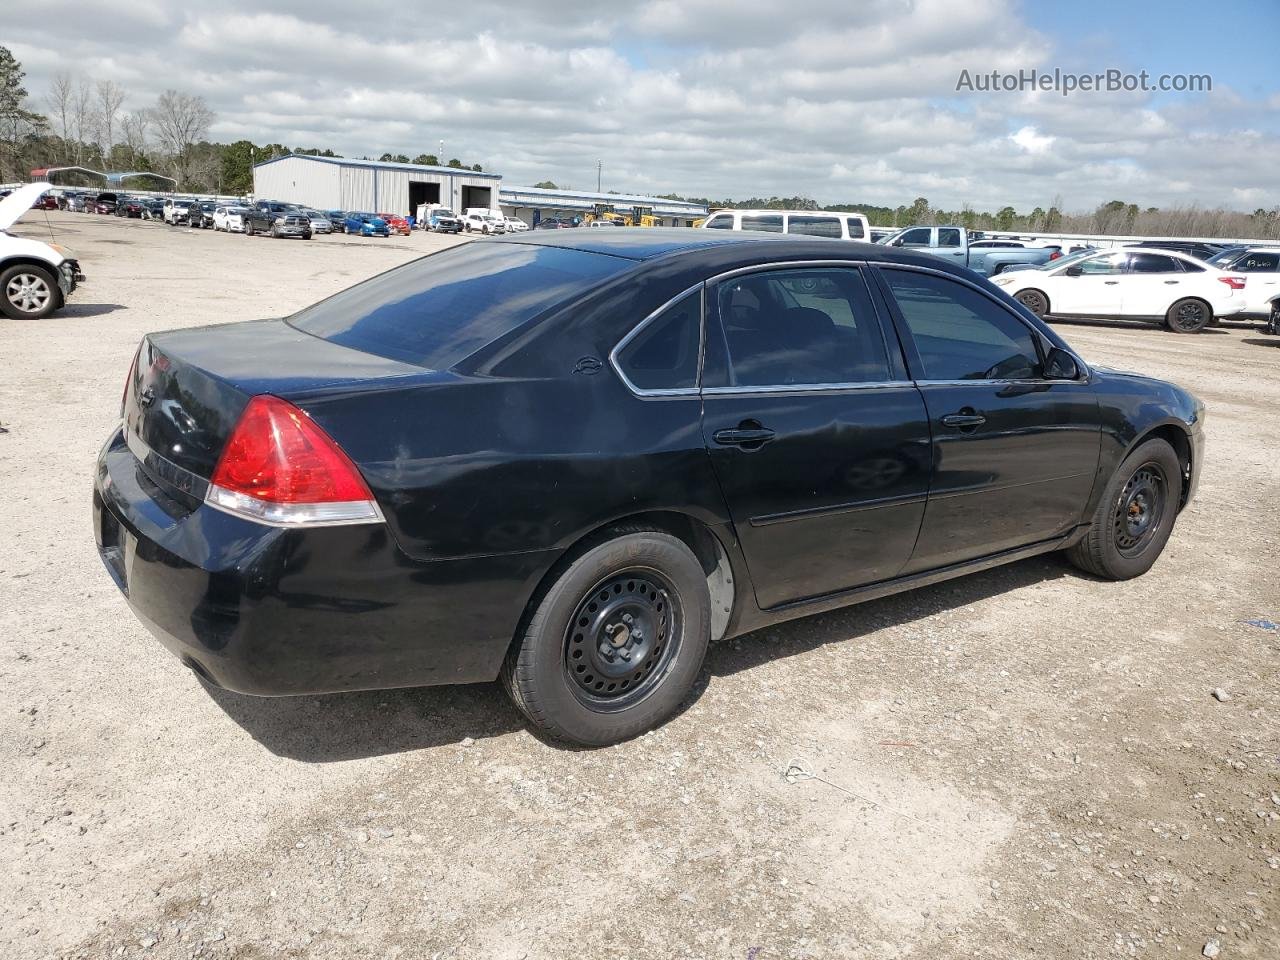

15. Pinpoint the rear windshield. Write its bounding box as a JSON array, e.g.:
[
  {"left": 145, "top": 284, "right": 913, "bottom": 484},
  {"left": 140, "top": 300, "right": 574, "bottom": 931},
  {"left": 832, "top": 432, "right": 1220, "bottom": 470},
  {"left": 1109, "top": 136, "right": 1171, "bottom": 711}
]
[{"left": 289, "top": 242, "right": 633, "bottom": 368}]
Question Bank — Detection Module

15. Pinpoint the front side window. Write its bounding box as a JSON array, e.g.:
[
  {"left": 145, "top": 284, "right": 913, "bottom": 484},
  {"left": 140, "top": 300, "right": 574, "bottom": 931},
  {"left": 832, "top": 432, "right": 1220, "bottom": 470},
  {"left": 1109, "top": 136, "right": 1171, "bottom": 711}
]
[
  {"left": 883, "top": 269, "right": 1042, "bottom": 381},
  {"left": 704, "top": 214, "right": 733, "bottom": 229},
  {"left": 787, "top": 216, "right": 842, "bottom": 238},
  {"left": 615, "top": 290, "right": 701, "bottom": 392},
  {"left": 844, "top": 217, "right": 865, "bottom": 239},
  {"left": 741, "top": 214, "right": 783, "bottom": 233},
  {"left": 1127, "top": 253, "right": 1180, "bottom": 274},
  {"left": 898, "top": 227, "right": 932, "bottom": 247},
  {"left": 715, "top": 268, "right": 890, "bottom": 387},
  {"left": 1074, "top": 252, "right": 1126, "bottom": 275}
]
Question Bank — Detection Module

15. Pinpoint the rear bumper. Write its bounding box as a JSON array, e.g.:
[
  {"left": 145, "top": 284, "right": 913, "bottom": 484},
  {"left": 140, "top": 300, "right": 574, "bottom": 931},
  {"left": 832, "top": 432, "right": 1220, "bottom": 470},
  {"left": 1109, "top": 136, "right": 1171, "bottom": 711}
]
[{"left": 93, "top": 428, "right": 552, "bottom": 696}]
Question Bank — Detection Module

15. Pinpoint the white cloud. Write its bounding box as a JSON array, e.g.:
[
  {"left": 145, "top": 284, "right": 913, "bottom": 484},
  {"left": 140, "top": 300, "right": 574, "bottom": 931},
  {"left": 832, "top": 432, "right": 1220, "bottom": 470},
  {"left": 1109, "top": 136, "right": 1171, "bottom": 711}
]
[{"left": 4, "top": 0, "right": 1277, "bottom": 211}]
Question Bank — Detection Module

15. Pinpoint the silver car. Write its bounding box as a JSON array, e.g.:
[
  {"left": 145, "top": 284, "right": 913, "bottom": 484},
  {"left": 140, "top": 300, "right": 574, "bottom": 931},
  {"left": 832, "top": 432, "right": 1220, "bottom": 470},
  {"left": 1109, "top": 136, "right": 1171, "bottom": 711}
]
[{"left": 301, "top": 208, "right": 333, "bottom": 235}]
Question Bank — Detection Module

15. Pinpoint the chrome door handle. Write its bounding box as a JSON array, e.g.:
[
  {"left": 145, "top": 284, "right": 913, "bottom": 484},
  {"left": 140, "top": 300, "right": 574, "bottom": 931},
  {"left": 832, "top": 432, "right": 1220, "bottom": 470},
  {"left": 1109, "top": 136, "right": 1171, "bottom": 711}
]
[
  {"left": 941, "top": 413, "right": 987, "bottom": 429},
  {"left": 1104, "top": 280, "right": 1120, "bottom": 285},
  {"left": 1164, "top": 280, "right": 1180, "bottom": 284}
]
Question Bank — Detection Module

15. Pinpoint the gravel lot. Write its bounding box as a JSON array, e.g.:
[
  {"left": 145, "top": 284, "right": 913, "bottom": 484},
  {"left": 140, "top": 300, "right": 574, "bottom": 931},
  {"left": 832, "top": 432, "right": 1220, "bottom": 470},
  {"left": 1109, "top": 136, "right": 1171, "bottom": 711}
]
[{"left": 2, "top": 212, "right": 1277, "bottom": 960}]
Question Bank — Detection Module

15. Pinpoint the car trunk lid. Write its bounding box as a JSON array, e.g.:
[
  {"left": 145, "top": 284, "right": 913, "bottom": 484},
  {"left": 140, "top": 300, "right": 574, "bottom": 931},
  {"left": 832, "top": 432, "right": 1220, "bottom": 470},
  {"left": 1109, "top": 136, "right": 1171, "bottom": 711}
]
[{"left": 124, "top": 319, "right": 432, "bottom": 495}]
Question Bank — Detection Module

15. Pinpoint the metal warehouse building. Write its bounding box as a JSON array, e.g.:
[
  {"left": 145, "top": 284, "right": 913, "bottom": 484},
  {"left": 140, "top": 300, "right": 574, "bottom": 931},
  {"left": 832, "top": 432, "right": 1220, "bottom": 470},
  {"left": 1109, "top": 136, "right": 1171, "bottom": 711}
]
[
  {"left": 499, "top": 185, "right": 707, "bottom": 227},
  {"left": 252, "top": 154, "right": 502, "bottom": 217}
]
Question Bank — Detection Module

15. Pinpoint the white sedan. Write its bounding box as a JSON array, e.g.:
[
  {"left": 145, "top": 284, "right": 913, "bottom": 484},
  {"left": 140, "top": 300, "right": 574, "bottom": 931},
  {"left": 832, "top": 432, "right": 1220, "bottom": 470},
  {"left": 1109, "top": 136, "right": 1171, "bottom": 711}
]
[
  {"left": 503, "top": 216, "right": 529, "bottom": 233},
  {"left": 212, "top": 205, "right": 250, "bottom": 233},
  {"left": 992, "top": 248, "right": 1248, "bottom": 333}
]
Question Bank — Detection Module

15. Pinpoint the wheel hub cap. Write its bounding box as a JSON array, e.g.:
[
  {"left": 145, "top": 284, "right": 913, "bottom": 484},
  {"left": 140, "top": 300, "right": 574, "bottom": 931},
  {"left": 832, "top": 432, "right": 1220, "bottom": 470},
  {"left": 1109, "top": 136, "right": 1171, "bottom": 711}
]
[
  {"left": 7, "top": 274, "right": 51, "bottom": 313},
  {"left": 564, "top": 572, "right": 678, "bottom": 704},
  {"left": 1114, "top": 465, "right": 1164, "bottom": 556}
]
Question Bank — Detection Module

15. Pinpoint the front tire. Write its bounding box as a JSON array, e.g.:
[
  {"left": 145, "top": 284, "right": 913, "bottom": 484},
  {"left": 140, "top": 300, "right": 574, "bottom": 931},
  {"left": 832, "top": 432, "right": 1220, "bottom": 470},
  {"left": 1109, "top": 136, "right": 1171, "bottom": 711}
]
[
  {"left": 245, "top": 222, "right": 255, "bottom": 236},
  {"left": 1066, "top": 438, "right": 1183, "bottom": 580},
  {"left": 1266, "top": 302, "right": 1280, "bottom": 336},
  {"left": 503, "top": 528, "right": 712, "bottom": 746},
  {"left": 1015, "top": 289, "right": 1049, "bottom": 319},
  {"left": 1165, "top": 298, "right": 1211, "bottom": 333},
  {"left": 0, "top": 264, "right": 59, "bottom": 320}
]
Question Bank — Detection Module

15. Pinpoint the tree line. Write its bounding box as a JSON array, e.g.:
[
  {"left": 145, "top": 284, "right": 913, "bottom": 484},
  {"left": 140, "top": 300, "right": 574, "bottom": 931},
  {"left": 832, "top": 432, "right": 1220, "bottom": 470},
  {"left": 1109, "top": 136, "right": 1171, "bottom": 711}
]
[
  {"left": 0, "top": 47, "right": 485, "bottom": 194},
  {"left": 2, "top": 45, "right": 1276, "bottom": 239}
]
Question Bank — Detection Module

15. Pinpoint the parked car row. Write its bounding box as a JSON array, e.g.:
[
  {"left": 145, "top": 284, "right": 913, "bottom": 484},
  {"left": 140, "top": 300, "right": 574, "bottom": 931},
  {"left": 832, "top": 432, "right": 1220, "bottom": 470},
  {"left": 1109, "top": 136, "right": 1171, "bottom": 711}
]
[{"left": 990, "top": 247, "right": 1272, "bottom": 333}]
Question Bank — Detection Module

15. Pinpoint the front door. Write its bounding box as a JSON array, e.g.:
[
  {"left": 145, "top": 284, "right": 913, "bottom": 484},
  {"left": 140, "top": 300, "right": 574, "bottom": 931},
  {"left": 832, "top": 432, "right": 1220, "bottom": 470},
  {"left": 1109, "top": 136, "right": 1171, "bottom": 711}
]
[
  {"left": 877, "top": 267, "right": 1101, "bottom": 572},
  {"left": 701, "top": 265, "right": 932, "bottom": 609},
  {"left": 1048, "top": 250, "right": 1127, "bottom": 315}
]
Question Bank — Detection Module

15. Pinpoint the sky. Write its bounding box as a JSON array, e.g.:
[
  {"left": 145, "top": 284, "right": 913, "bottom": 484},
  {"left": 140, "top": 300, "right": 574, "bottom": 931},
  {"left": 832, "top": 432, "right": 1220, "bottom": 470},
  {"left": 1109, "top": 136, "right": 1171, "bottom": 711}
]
[{"left": 6, "top": 0, "right": 1278, "bottom": 212}]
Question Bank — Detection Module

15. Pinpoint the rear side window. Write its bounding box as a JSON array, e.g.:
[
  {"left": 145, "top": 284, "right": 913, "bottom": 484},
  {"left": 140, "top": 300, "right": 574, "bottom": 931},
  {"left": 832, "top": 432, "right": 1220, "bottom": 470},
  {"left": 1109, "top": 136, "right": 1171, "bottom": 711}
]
[
  {"left": 883, "top": 269, "right": 1041, "bottom": 381},
  {"left": 715, "top": 268, "right": 890, "bottom": 387},
  {"left": 937, "top": 228, "right": 962, "bottom": 247},
  {"left": 787, "top": 216, "right": 842, "bottom": 238},
  {"left": 1128, "top": 253, "right": 1180, "bottom": 274},
  {"left": 290, "top": 243, "right": 632, "bottom": 369},
  {"left": 741, "top": 214, "right": 783, "bottom": 233},
  {"left": 615, "top": 289, "right": 701, "bottom": 392}
]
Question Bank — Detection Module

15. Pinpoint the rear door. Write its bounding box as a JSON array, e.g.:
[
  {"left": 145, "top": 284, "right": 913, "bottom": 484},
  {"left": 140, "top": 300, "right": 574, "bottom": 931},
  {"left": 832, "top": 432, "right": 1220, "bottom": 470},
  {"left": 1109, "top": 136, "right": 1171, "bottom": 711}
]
[
  {"left": 1120, "top": 251, "right": 1189, "bottom": 316},
  {"left": 700, "top": 264, "right": 931, "bottom": 608},
  {"left": 876, "top": 266, "right": 1100, "bottom": 572}
]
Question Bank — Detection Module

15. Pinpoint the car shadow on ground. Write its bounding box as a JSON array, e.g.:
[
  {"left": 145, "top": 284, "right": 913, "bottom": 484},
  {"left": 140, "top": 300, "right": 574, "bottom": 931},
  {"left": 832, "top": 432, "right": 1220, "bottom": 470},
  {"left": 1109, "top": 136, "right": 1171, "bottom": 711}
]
[
  {"left": 59, "top": 302, "right": 126, "bottom": 318},
  {"left": 1048, "top": 317, "right": 1230, "bottom": 334},
  {"left": 205, "top": 554, "right": 1075, "bottom": 761},
  {"left": 1242, "top": 337, "right": 1280, "bottom": 348}
]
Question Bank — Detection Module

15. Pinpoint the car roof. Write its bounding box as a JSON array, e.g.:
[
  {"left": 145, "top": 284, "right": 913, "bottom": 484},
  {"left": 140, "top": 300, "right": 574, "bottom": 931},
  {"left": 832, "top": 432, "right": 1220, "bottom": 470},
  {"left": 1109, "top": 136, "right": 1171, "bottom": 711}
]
[{"left": 488, "top": 227, "right": 879, "bottom": 261}]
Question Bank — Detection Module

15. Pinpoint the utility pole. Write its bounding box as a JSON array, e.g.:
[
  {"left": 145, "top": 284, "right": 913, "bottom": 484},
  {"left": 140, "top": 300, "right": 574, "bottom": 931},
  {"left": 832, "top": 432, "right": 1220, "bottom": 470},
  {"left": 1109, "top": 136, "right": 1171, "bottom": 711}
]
[
  {"left": 597, "top": 159, "right": 603, "bottom": 193},
  {"left": 439, "top": 139, "right": 445, "bottom": 162}
]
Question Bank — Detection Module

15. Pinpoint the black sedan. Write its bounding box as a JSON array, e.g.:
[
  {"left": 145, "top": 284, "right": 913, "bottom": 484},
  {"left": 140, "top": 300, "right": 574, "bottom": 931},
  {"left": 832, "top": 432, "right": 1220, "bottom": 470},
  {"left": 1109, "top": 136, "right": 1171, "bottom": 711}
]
[{"left": 93, "top": 231, "right": 1204, "bottom": 746}]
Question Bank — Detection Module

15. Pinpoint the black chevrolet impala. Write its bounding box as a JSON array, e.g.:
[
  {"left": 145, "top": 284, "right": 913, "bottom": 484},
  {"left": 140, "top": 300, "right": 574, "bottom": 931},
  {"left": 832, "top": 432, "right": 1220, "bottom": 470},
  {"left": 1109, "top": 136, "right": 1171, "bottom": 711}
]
[{"left": 93, "top": 230, "right": 1204, "bottom": 745}]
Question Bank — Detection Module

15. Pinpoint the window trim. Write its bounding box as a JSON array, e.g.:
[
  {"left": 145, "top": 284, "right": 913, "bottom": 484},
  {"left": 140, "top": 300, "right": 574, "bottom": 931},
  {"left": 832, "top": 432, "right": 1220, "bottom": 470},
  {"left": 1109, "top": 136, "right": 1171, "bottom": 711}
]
[
  {"left": 608, "top": 282, "right": 706, "bottom": 398},
  {"left": 702, "top": 260, "right": 909, "bottom": 396},
  {"left": 872, "top": 262, "right": 1090, "bottom": 386}
]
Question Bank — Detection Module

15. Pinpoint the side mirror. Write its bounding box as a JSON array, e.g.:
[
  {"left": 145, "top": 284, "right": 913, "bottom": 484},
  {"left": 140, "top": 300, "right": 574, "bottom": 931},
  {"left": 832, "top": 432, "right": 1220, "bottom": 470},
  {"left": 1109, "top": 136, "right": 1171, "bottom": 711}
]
[
  {"left": 1044, "top": 347, "right": 1080, "bottom": 380},
  {"left": 1064, "top": 265, "right": 1082, "bottom": 277}
]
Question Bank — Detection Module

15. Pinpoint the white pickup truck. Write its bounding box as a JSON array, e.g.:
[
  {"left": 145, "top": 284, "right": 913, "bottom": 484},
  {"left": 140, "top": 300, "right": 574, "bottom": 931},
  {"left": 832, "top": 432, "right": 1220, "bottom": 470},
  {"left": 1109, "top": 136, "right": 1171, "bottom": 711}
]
[
  {"left": 0, "top": 182, "right": 83, "bottom": 320},
  {"left": 877, "top": 226, "right": 1061, "bottom": 277}
]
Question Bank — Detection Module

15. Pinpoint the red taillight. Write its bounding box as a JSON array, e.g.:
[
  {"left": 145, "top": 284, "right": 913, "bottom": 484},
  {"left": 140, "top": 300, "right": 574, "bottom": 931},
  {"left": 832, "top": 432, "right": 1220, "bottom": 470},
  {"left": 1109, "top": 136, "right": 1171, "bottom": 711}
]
[
  {"left": 207, "top": 395, "right": 381, "bottom": 526},
  {"left": 1048, "top": 250, "right": 1062, "bottom": 261},
  {"left": 1217, "top": 275, "right": 1246, "bottom": 291}
]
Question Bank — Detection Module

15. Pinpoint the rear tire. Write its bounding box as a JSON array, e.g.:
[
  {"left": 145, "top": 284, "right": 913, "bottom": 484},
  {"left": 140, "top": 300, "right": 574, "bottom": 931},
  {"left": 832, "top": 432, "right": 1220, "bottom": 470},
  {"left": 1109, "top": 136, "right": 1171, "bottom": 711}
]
[
  {"left": 1015, "top": 289, "right": 1049, "bottom": 319},
  {"left": 1266, "top": 302, "right": 1280, "bottom": 336},
  {"left": 1165, "top": 298, "right": 1211, "bottom": 333},
  {"left": 502, "top": 528, "right": 711, "bottom": 746},
  {"left": 1066, "top": 438, "right": 1183, "bottom": 580},
  {"left": 245, "top": 222, "right": 255, "bottom": 236}
]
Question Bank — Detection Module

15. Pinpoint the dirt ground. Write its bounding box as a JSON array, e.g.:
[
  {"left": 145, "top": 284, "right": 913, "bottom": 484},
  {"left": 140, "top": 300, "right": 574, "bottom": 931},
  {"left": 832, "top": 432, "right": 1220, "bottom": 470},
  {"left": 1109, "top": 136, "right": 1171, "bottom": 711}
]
[{"left": 2, "top": 212, "right": 1277, "bottom": 960}]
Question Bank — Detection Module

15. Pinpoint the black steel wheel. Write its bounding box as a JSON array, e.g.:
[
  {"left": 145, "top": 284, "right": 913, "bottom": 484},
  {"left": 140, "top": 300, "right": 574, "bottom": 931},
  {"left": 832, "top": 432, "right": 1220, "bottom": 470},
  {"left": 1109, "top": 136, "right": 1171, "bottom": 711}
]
[
  {"left": 563, "top": 570, "right": 681, "bottom": 711},
  {"left": 503, "top": 527, "right": 712, "bottom": 746},
  {"left": 1067, "top": 437, "right": 1183, "bottom": 580},
  {"left": 1112, "top": 463, "right": 1166, "bottom": 559},
  {"left": 1016, "top": 289, "right": 1049, "bottom": 319},
  {"left": 1166, "top": 298, "right": 1211, "bottom": 333}
]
